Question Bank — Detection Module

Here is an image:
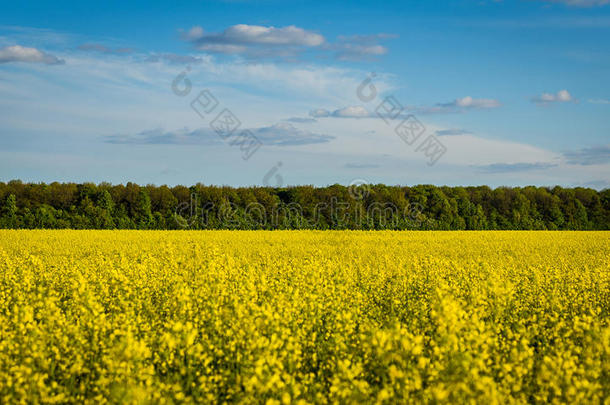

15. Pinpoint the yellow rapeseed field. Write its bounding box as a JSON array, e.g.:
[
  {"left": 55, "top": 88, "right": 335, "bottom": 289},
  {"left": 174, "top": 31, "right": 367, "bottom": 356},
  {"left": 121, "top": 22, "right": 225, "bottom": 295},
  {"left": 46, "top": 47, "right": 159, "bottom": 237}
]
[{"left": 0, "top": 230, "right": 609, "bottom": 404}]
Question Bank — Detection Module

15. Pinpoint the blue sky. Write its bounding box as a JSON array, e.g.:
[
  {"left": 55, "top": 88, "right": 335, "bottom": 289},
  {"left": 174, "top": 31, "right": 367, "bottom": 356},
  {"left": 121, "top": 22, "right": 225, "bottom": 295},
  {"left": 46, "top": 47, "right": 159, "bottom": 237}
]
[{"left": 0, "top": 0, "right": 609, "bottom": 188}]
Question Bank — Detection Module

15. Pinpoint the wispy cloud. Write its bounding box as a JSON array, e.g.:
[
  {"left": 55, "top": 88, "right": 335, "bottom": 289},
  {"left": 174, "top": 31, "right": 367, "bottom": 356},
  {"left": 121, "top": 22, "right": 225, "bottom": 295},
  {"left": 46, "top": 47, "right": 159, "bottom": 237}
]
[
  {"left": 311, "top": 97, "right": 500, "bottom": 119},
  {"left": 78, "top": 43, "right": 133, "bottom": 54},
  {"left": 104, "top": 123, "right": 334, "bottom": 147},
  {"left": 104, "top": 128, "right": 220, "bottom": 145},
  {"left": 310, "top": 106, "right": 370, "bottom": 118},
  {"left": 435, "top": 129, "right": 473, "bottom": 136},
  {"left": 439, "top": 96, "right": 501, "bottom": 109},
  {"left": 0, "top": 45, "right": 64, "bottom": 65},
  {"left": 78, "top": 42, "right": 207, "bottom": 65},
  {"left": 531, "top": 89, "right": 573, "bottom": 104},
  {"left": 476, "top": 162, "right": 558, "bottom": 173},
  {"left": 345, "top": 162, "right": 380, "bottom": 169},
  {"left": 254, "top": 122, "right": 334, "bottom": 145},
  {"left": 580, "top": 180, "right": 610, "bottom": 190},
  {"left": 563, "top": 145, "right": 610, "bottom": 165},
  {"left": 331, "top": 106, "right": 371, "bottom": 118},
  {"left": 144, "top": 53, "right": 207, "bottom": 64},
  {"left": 284, "top": 117, "right": 317, "bottom": 123},
  {"left": 433, "top": 134, "right": 560, "bottom": 166},
  {"left": 414, "top": 96, "right": 501, "bottom": 114},
  {"left": 539, "top": 0, "right": 609, "bottom": 7},
  {"left": 331, "top": 33, "right": 396, "bottom": 61},
  {"left": 588, "top": 98, "right": 610, "bottom": 104}
]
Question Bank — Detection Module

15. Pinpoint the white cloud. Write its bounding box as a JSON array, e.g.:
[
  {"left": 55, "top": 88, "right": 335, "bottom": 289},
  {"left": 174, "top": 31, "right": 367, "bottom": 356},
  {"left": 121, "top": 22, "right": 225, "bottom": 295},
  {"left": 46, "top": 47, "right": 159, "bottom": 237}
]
[
  {"left": 454, "top": 96, "right": 501, "bottom": 108},
  {"left": 332, "top": 106, "right": 370, "bottom": 118},
  {"left": 0, "top": 47, "right": 394, "bottom": 144},
  {"left": 532, "top": 89, "right": 573, "bottom": 104},
  {"left": 0, "top": 45, "right": 64, "bottom": 65},
  {"left": 183, "top": 24, "right": 324, "bottom": 57},
  {"left": 309, "top": 109, "right": 331, "bottom": 118},
  {"left": 556, "top": 89, "right": 572, "bottom": 101},
  {"left": 182, "top": 24, "right": 394, "bottom": 61},
  {"left": 225, "top": 24, "right": 324, "bottom": 46},
  {"left": 413, "top": 96, "right": 502, "bottom": 114},
  {"left": 588, "top": 98, "right": 610, "bottom": 104},
  {"left": 2, "top": 27, "right": 606, "bottom": 188},
  {"left": 184, "top": 26, "right": 204, "bottom": 41},
  {"left": 310, "top": 106, "right": 371, "bottom": 118}
]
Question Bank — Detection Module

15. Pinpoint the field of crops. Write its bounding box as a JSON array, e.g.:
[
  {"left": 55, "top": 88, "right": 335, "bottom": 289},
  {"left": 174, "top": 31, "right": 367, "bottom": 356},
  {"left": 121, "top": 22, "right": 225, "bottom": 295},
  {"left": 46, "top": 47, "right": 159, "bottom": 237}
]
[{"left": 1, "top": 230, "right": 609, "bottom": 403}]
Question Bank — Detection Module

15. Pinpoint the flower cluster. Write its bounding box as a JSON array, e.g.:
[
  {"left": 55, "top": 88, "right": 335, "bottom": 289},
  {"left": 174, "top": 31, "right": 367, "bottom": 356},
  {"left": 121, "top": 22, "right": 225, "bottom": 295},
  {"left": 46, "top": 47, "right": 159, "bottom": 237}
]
[{"left": 0, "top": 230, "right": 608, "bottom": 403}]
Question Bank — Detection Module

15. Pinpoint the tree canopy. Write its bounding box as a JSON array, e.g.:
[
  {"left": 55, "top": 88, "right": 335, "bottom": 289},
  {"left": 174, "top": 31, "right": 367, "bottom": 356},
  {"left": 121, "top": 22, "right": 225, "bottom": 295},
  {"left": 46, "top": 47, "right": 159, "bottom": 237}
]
[{"left": 0, "top": 181, "right": 608, "bottom": 230}]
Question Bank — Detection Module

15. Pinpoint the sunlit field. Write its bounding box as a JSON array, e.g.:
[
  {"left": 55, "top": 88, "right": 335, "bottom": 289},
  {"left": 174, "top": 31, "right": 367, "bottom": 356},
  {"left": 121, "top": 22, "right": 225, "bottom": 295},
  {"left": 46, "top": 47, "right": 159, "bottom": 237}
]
[{"left": 1, "top": 230, "right": 609, "bottom": 403}]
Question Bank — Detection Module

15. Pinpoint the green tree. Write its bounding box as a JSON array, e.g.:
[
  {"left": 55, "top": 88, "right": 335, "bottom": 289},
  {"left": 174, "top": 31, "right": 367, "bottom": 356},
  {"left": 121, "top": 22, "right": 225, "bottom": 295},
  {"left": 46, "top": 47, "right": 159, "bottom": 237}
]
[
  {"left": 135, "top": 189, "right": 153, "bottom": 228},
  {"left": 1, "top": 194, "right": 18, "bottom": 228},
  {"left": 98, "top": 190, "right": 114, "bottom": 211}
]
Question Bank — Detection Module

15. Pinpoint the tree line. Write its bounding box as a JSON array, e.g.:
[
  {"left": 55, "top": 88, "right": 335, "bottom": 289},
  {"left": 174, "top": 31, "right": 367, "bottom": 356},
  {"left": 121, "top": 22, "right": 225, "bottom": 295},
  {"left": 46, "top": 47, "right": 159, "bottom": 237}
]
[{"left": 0, "top": 180, "right": 608, "bottom": 230}]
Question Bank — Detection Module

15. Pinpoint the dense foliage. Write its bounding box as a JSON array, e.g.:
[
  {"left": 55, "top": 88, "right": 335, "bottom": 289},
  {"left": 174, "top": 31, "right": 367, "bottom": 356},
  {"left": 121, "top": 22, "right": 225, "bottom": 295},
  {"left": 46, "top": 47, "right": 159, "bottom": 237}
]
[
  {"left": 0, "top": 180, "right": 608, "bottom": 230},
  {"left": 1, "top": 230, "right": 609, "bottom": 403}
]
